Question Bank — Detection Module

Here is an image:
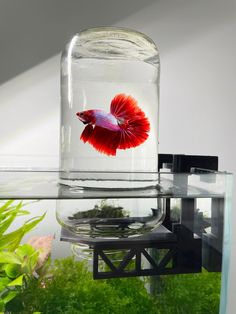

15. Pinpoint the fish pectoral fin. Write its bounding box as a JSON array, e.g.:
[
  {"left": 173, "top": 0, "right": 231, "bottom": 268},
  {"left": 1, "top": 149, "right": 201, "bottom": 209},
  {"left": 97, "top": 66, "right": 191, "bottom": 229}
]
[
  {"left": 87, "top": 126, "right": 121, "bottom": 156},
  {"left": 80, "top": 124, "right": 94, "bottom": 143}
]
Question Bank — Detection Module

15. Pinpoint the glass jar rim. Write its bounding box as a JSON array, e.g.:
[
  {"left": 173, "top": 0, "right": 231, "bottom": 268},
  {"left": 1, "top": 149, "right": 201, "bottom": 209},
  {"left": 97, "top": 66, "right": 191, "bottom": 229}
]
[
  {"left": 64, "top": 26, "right": 159, "bottom": 63},
  {"left": 78, "top": 26, "right": 157, "bottom": 45}
]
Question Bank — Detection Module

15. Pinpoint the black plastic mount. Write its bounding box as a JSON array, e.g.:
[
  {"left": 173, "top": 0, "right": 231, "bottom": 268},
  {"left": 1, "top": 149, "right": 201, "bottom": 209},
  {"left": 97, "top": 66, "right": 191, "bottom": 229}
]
[
  {"left": 92, "top": 222, "right": 202, "bottom": 279},
  {"left": 60, "top": 154, "right": 223, "bottom": 279},
  {"left": 159, "top": 154, "right": 222, "bottom": 274},
  {"left": 158, "top": 153, "right": 218, "bottom": 172}
]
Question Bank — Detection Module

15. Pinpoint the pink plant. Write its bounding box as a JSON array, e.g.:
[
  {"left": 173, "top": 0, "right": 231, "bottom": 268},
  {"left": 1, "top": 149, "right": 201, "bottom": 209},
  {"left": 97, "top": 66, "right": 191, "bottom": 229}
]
[{"left": 27, "top": 235, "right": 54, "bottom": 268}]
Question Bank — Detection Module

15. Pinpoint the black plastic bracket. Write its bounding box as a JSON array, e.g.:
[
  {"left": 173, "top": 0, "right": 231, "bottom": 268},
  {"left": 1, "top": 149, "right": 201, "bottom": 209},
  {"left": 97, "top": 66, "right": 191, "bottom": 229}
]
[
  {"left": 158, "top": 153, "right": 218, "bottom": 172},
  {"left": 61, "top": 223, "right": 202, "bottom": 279}
]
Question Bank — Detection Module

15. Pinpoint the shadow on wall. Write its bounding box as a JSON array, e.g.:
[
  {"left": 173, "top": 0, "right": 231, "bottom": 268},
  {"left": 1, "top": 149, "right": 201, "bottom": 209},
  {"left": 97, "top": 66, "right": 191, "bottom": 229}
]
[{"left": 0, "top": 0, "right": 157, "bottom": 85}]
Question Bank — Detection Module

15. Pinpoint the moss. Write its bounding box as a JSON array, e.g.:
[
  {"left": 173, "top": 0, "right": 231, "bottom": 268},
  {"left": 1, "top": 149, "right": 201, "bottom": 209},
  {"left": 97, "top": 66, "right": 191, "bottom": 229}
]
[
  {"left": 7, "top": 257, "right": 159, "bottom": 314},
  {"left": 6, "top": 258, "right": 221, "bottom": 314},
  {"left": 68, "top": 200, "right": 128, "bottom": 220},
  {"left": 153, "top": 270, "right": 221, "bottom": 314}
]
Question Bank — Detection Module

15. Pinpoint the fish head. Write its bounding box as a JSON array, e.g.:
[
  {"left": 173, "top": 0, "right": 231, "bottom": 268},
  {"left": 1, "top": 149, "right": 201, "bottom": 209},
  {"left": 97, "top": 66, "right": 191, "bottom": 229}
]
[{"left": 76, "top": 110, "right": 95, "bottom": 125}]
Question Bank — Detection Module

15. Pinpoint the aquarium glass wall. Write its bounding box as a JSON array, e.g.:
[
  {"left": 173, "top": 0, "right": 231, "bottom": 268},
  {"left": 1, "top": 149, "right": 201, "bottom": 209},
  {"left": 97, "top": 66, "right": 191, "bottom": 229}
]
[{"left": 0, "top": 170, "right": 232, "bottom": 314}]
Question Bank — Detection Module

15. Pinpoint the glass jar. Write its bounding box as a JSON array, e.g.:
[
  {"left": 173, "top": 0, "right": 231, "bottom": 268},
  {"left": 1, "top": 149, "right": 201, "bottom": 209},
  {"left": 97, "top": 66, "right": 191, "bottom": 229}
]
[
  {"left": 56, "top": 197, "right": 165, "bottom": 239},
  {"left": 60, "top": 27, "right": 160, "bottom": 188}
]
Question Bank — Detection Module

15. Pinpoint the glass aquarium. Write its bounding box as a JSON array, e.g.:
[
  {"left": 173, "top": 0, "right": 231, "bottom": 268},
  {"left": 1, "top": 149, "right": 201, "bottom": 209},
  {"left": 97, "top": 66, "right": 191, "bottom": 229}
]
[
  {"left": 0, "top": 169, "right": 232, "bottom": 313},
  {"left": 60, "top": 27, "right": 160, "bottom": 187}
]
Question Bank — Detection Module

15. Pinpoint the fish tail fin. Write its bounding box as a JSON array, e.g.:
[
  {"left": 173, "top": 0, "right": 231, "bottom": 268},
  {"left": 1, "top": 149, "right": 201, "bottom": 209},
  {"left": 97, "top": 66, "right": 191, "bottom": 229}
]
[
  {"left": 118, "top": 118, "right": 150, "bottom": 149},
  {"left": 87, "top": 126, "right": 121, "bottom": 156},
  {"left": 80, "top": 124, "right": 94, "bottom": 143},
  {"left": 110, "top": 94, "right": 150, "bottom": 150}
]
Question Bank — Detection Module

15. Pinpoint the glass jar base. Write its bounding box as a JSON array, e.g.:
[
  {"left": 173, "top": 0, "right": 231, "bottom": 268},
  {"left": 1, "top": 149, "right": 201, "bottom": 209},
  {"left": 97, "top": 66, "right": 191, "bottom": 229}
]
[
  {"left": 58, "top": 217, "right": 164, "bottom": 240},
  {"left": 56, "top": 184, "right": 165, "bottom": 239}
]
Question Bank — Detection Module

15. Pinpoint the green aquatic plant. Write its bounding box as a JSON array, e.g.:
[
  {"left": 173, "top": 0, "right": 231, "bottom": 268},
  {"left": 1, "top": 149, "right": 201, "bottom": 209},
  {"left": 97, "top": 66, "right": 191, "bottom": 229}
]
[
  {"left": 7, "top": 257, "right": 159, "bottom": 314},
  {"left": 6, "top": 257, "right": 222, "bottom": 314},
  {"left": 69, "top": 199, "right": 128, "bottom": 220},
  {"left": 153, "top": 270, "right": 221, "bottom": 314},
  {"left": 1, "top": 201, "right": 221, "bottom": 313},
  {"left": 0, "top": 200, "right": 45, "bottom": 312}
]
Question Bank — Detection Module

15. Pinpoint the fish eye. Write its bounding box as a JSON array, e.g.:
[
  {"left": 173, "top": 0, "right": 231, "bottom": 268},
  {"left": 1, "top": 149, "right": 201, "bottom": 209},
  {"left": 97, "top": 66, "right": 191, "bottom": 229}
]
[{"left": 80, "top": 113, "right": 84, "bottom": 116}]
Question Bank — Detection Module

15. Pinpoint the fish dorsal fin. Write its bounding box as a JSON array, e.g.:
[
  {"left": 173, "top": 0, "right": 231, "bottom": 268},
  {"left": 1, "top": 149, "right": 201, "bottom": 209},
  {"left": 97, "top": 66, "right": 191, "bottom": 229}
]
[{"left": 110, "top": 94, "right": 145, "bottom": 120}]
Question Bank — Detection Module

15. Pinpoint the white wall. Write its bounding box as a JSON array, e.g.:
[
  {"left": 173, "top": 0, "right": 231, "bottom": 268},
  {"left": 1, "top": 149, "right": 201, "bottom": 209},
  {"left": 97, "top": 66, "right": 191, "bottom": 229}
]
[
  {"left": 0, "top": 55, "right": 60, "bottom": 168},
  {"left": 0, "top": 0, "right": 235, "bottom": 312}
]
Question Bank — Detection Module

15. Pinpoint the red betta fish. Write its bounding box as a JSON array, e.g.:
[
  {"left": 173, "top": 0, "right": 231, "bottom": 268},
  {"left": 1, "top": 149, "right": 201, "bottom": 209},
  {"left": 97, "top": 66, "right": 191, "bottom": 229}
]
[{"left": 76, "top": 94, "right": 150, "bottom": 156}]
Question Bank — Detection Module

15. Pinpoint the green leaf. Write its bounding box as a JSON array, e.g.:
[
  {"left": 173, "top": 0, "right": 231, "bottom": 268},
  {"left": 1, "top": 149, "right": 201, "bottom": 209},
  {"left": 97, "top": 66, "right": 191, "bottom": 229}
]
[
  {"left": 28, "top": 251, "right": 39, "bottom": 272},
  {"left": 0, "top": 213, "right": 46, "bottom": 251},
  {"left": 18, "top": 245, "right": 39, "bottom": 274},
  {"left": 0, "top": 300, "right": 5, "bottom": 312},
  {"left": 0, "top": 204, "right": 30, "bottom": 237},
  {"left": 7, "top": 274, "right": 24, "bottom": 286},
  {"left": 22, "top": 213, "right": 46, "bottom": 234},
  {"left": 16, "top": 244, "right": 36, "bottom": 259},
  {"left": 14, "top": 201, "right": 24, "bottom": 211},
  {"left": 0, "top": 252, "right": 22, "bottom": 265},
  {"left": 0, "top": 264, "right": 6, "bottom": 273},
  {"left": 16, "top": 210, "right": 30, "bottom": 216},
  {"left": 0, "top": 202, "right": 29, "bottom": 225},
  {"left": 4, "top": 264, "right": 21, "bottom": 279},
  {"left": 2, "top": 290, "right": 18, "bottom": 304},
  {"left": 0, "top": 277, "right": 11, "bottom": 291},
  {"left": 0, "top": 200, "right": 14, "bottom": 213},
  {"left": 0, "top": 229, "right": 25, "bottom": 251},
  {"left": 0, "top": 213, "right": 17, "bottom": 236},
  {"left": 16, "top": 244, "right": 39, "bottom": 274}
]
